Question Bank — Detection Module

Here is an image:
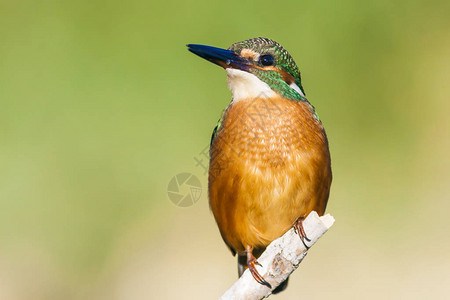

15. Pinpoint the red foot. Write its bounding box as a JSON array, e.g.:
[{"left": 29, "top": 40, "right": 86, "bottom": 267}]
[
  {"left": 246, "top": 246, "right": 271, "bottom": 289},
  {"left": 295, "top": 217, "right": 311, "bottom": 249}
]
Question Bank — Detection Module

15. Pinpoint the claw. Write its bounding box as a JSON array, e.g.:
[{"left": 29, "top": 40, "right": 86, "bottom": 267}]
[
  {"left": 246, "top": 246, "right": 272, "bottom": 289},
  {"left": 295, "top": 217, "right": 310, "bottom": 249}
]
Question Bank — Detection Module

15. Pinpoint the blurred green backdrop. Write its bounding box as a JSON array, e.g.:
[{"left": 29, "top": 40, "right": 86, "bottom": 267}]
[{"left": 1, "top": 0, "right": 449, "bottom": 299}]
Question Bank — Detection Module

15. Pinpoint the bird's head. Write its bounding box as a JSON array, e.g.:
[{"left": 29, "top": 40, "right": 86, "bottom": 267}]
[{"left": 187, "top": 37, "right": 306, "bottom": 102}]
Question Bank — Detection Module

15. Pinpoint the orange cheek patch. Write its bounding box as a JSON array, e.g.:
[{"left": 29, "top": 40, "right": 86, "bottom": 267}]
[{"left": 251, "top": 65, "right": 296, "bottom": 84}]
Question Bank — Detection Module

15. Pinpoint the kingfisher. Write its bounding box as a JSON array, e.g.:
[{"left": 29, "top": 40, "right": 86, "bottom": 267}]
[{"left": 188, "top": 38, "right": 332, "bottom": 293}]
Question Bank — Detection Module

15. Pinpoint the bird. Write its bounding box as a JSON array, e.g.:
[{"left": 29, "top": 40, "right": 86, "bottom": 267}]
[{"left": 187, "top": 37, "right": 332, "bottom": 293}]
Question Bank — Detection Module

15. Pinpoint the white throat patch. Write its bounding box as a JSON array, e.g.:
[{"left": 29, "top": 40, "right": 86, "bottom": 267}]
[{"left": 226, "top": 69, "right": 276, "bottom": 102}]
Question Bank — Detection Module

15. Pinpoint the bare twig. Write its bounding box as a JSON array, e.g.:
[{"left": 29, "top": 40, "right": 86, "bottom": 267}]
[{"left": 220, "top": 211, "right": 335, "bottom": 300}]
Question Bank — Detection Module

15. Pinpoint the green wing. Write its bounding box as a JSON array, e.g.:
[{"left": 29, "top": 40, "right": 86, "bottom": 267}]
[
  {"left": 210, "top": 111, "right": 225, "bottom": 146},
  {"left": 210, "top": 124, "right": 218, "bottom": 146}
]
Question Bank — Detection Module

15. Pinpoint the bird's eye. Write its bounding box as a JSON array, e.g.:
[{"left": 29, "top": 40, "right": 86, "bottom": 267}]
[{"left": 259, "top": 54, "right": 274, "bottom": 66}]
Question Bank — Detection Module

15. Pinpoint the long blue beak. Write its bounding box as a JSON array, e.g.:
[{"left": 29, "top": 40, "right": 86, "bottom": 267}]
[{"left": 187, "top": 44, "right": 250, "bottom": 71}]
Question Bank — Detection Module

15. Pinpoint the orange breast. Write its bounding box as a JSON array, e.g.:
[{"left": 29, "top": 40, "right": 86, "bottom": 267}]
[{"left": 209, "top": 96, "right": 331, "bottom": 255}]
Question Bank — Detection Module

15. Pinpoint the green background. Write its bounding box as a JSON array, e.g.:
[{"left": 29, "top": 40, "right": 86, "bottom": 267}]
[{"left": 1, "top": 0, "right": 449, "bottom": 299}]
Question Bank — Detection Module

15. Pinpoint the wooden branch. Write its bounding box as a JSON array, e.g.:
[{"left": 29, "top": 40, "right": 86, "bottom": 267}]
[{"left": 220, "top": 211, "right": 335, "bottom": 300}]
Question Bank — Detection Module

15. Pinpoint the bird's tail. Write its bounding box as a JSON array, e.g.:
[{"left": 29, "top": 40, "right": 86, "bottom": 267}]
[{"left": 272, "top": 278, "right": 289, "bottom": 294}]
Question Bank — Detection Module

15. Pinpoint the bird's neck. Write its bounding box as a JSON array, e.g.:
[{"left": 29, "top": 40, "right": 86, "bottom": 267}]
[
  {"left": 226, "top": 69, "right": 276, "bottom": 102},
  {"left": 225, "top": 68, "right": 320, "bottom": 121},
  {"left": 226, "top": 69, "right": 306, "bottom": 103}
]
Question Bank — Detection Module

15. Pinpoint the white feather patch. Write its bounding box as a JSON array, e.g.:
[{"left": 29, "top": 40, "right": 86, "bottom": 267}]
[
  {"left": 289, "top": 82, "right": 305, "bottom": 97},
  {"left": 226, "top": 69, "right": 276, "bottom": 102}
]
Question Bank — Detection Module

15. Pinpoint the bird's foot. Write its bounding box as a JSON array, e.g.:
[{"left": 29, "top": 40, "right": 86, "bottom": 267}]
[
  {"left": 294, "top": 217, "right": 311, "bottom": 249},
  {"left": 246, "top": 246, "right": 271, "bottom": 289}
]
